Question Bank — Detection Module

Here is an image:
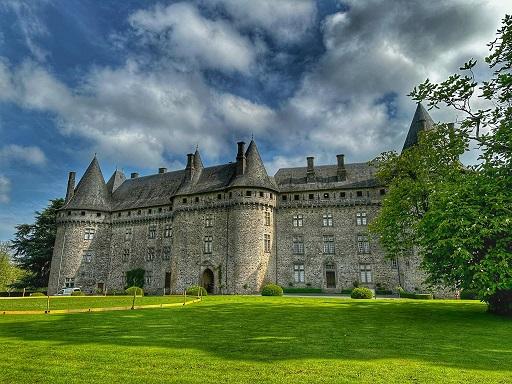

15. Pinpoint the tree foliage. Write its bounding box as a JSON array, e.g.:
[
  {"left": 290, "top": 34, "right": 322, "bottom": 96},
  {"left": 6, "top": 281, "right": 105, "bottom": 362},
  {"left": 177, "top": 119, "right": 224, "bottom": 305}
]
[
  {"left": 10, "top": 198, "right": 64, "bottom": 289},
  {"left": 0, "top": 245, "right": 25, "bottom": 291},
  {"left": 372, "top": 15, "right": 512, "bottom": 314}
]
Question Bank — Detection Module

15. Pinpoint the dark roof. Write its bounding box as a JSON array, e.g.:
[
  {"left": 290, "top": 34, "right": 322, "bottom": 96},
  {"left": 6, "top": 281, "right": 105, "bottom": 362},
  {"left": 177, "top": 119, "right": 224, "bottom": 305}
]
[
  {"left": 274, "top": 162, "right": 381, "bottom": 192},
  {"left": 402, "top": 103, "right": 434, "bottom": 151},
  {"left": 230, "top": 140, "right": 278, "bottom": 190},
  {"left": 64, "top": 157, "right": 111, "bottom": 211},
  {"left": 106, "top": 169, "right": 126, "bottom": 194},
  {"left": 175, "top": 163, "right": 237, "bottom": 196}
]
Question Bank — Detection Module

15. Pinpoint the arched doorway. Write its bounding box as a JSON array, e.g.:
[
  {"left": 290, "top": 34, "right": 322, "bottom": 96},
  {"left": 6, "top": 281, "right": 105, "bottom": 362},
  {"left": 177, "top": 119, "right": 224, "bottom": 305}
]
[{"left": 202, "top": 268, "right": 214, "bottom": 294}]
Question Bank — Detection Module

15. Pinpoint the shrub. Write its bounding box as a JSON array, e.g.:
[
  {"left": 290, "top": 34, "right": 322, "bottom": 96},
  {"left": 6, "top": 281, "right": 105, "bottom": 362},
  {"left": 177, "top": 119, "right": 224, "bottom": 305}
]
[
  {"left": 340, "top": 289, "right": 353, "bottom": 294},
  {"left": 71, "top": 290, "right": 85, "bottom": 296},
  {"left": 186, "top": 285, "right": 208, "bottom": 296},
  {"left": 106, "top": 289, "right": 127, "bottom": 296},
  {"left": 375, "top": 289, "right": 393, "bottom": 295},
  {"left": 460, "top": 289, "right": 479, "bottom": 300},
  {"left": 486, "top": 289, "right": 512, "bottom": 316},
  {"left": 261, "top": 284, "right": 283, "bottom": 296},
  {"left": 351, "top": 287, "right": 373, "bottom": 299},
  {"left": 125, "top": 286, "right": 144, "bottom": 296},
  {"left": 30, "top": 292, "right": 45, "bottom": 297},
  {"left": 282, "top": 287, "right": 322, "bottom": 294},
  {"left": 398, "top": 288, "right": 433, "bottom": 299}
]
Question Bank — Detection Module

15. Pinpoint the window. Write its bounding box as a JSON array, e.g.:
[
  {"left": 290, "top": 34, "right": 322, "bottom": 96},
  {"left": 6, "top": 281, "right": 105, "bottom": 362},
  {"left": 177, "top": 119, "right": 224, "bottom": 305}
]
[
  {"left": 137, "top": 210, "right": 141, "bottom": 215},
  {"left": 270, "top": 193, "right": 273, "bottom": 199},
  {"left": 308, "top": 193, "right": 314, "bottom": 200},
  {"left": 356, "top": 191, "right": 363, "bottom": 197},
  {"left": 182, "top": 198, "right": 187, "bottom": 203},
  {"left": 67, "top": 211, "right": 71, "bottom": 216},
  {"left": 158, "top": 207, "right": 162, "bottom": 213},
  {"left": 340, "top": 192, "right": 346, "bottom": 198},
  {"left": 294, "top": 194, "right": 300, "bottom": 201},
  {"left": 294, "top": 264, "right": 305, "bottom": 283},
  {"left": 282, "top": 195, "right": 287, "bottom": 201},
  {"left": 81, "top": 211, "right": 85, "bottom": 216},
  {"left": 205, "top": 215, "right": 213, "bottom": 228},
  {"left": 148, "top": 225, "right": 156, "bottom": 239},
  {"left": 391, "top": 258, "right": 398, "bottom": 269},
  {"left": 117, "top": 212, "right": 121, "bottom": 217},
  {"left": 195, "top": 196, "right": 199, "bottom": 203},
  {"left": 380, "top": 188, "right": 386, "bottom": 196},
  {"left": 259, "top": 191, "right": 264, "bottom": 197},
  {"left": 84, "top": 228, "right": 95, "bottom": 240},
  {"left": 246, "top": 190, "right": 252, "bottom": 197},
  {"left": 292, "top": 235, "right": 304, "bottom": 254},
  {"left": 356, "top": 212, "right": 367, "bottom": 226},
  {"left": 122, "top": 249, "right": 130, "bottom": 263},
  {"left": 83, "top": 251, "right": 93, "bottom": 263},
  {"left": 292, "top": 214, "right": 303, "bottom": 227},
  {"left": 164, "top": 224, "right": 172, "bottom": 238},
  {"left": 322, "top": 213, "right": 333, "bottom": 227},
  {"left": 127, "top": 211, "right": 131, "bottom": 216},
  {"left": 162, "top": 246, "right": 171, "bottom": 261},
  {"left": 96, "top": 212, "right": 101, "bottom": 217},
  {"left": 64, "top": 277, "right": 75, "bottom": 288},
  {"left": 264, "top": 211, "right": 271, "bottom": 226},
  {"left": 357, "top": 234, "right": 370, "bottom": 253},
  {"left": 360, "top": 264, "right": 372, "bottom": 283},
  {"left": 145, "top": 271, "right": 153, "bottom": 285},
  {"left": 217, "top": 193, "right": 222, "bottom": 200},
  {"left": 146, "top": 248, "right": 155, "bottom": 262},
  {"left": 323, "top": 235, "right": 335, "bottom": 254},
  {"left": 204, "top": 236, "right": 213, "bottom": 254},
  {"left": 125, "top": 228, "right": 132, "bottom": 241},
  {"left": 148, "top": 208, "right": 152, "bottom": 214},
  {"left": 323, "top": 193, "right": 329, "bottom": 199},
  {"left": 229, "top": 192, "right": 232, "bottom": 199},
  {"left": 264, "top": 234, "right": 271, "bottom": 253}
]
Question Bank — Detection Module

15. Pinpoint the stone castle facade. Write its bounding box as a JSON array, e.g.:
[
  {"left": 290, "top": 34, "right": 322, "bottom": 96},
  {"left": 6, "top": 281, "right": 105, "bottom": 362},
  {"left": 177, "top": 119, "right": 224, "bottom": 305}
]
[{"left": 48, "top": 104, "right": 434, "bottom": 295}]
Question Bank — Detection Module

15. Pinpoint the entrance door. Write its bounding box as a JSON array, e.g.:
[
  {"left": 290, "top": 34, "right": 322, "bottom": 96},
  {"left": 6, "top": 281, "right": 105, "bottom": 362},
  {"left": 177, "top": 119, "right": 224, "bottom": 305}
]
[
  {"left": 326, "top": 271, "right": 336, "bottom": 288},
  {"left": 97, "top": 282, "right": 104, "bottom": 293},
  {"left": 202, "top": 268, "right": 214, "bottom": 294},
  {"left": 164, "top": 272, "right": 171, "bottom": 295}
]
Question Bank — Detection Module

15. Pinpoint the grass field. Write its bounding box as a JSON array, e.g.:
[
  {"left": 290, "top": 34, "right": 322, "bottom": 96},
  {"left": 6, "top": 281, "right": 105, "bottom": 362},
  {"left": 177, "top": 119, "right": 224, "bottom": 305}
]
[
  {"left": 0, "top": 296, "right": 510, "bottom": 383},
  {"left": 0, "top": 295, "right": 192, "bottom": 311}
]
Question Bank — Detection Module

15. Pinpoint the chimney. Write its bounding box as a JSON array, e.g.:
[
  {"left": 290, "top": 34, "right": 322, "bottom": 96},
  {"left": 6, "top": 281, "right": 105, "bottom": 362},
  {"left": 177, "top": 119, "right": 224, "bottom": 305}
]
[
  {"left": 306, "top": 156, "right": 315, "bottom": 182},
  {"left": 158, "top": 167, "right": 167, "bottom": 174},
  {"left": 236, "top": 141, "right": 246, "bottom": 176},
  {"left": 131, "top": 172, "right": 139, "bottom": 179},
  {"left": 337, "top": 154, "right": 347, "bottom": 181},
  {"left": 185, "top": 153, "right": 195, "bottom": 181},
  {"left": 65, "top": 171, "right": 75, "bottom": 203}
]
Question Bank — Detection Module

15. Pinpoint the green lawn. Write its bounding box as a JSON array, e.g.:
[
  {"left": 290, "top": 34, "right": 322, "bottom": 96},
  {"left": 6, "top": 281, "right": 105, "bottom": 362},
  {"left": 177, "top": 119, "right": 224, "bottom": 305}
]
[
  {"left": 0, "top": 295, "right": 191, "bottom": 311},
  {"left": 0, "top": 296, "right": 510, "bottom": 383}
]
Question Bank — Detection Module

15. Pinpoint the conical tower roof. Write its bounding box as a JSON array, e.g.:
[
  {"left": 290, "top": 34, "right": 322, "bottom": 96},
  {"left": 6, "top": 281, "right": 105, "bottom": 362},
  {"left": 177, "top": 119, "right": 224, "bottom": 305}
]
[
  {"left": 64, "top": 156, "right": 111, "bottom": 211},
  {"left": 106, "top": 169, "right": 126, "bottom": 194},
  {"left": 230, "top": 140, "right": 277, "bottom": 190},
  {"left": 402, "top": 103, "right": 435, "bottom": 151},
  {"left": 193, "top": 148, "right": 204, "bottom": 171}
]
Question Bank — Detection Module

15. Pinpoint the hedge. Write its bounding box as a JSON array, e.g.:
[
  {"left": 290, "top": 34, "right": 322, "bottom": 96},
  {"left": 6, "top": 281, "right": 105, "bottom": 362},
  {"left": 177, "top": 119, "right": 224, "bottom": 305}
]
[
  {"left": 30, "top": 292, "right": 45, "bottom": 297},
  {"left": 186, "top": 285, "right": 208, "bottom": 296},
  {"left": 399, "top": 289, "right": 433, "bottom": 300},
  {"left": 375, "top": 289, "right": 393, "bottom": 295},
  {"left": 282, "top": 287, "right": 323, "bottom": 294},
  {"left": 261, "top": 284, "right": 283, "bottom": 296},
  {"left": 351, "top": 287, "right": 373, "bottom": 299},
  {"left": 125, "top": 286, "right": 144, "bottom": 296},
  {"left": 71, "top": 291, "right": 85, "bottom": 296}
]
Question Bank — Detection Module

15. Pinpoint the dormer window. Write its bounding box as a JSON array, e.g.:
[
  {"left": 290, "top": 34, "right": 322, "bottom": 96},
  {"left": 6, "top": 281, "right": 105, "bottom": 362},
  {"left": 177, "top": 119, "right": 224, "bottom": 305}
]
[
  {"left": 246, "top": 191, "right": 252, "bottom": 197},
  {"left": 195, "top": 197, "right": 199, "bottom": 203},
  {"left": 294, "top": 194, "right": 299, "bottom": 201},
  {"left": 182, "top": 198, "right": 187, "bottom": 204},
  {"left": 356, "top": 191, "right": 363, "bottom": 197},
  {"left": 323, "top": 193, "right": 329, "bottom": 199},
  {"left": 282, "top": 195, "right": 287, "bottom": 201}
]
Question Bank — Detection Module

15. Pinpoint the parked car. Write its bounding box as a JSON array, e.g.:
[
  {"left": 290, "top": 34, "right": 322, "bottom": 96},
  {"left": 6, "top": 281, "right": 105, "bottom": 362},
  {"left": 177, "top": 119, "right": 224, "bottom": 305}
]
[{"left": 56, "top": 287, "right": 82, "bottom": 296}]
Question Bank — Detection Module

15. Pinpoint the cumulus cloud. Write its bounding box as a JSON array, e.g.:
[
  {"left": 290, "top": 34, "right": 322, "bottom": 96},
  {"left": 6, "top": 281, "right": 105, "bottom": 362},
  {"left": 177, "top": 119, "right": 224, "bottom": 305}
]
[
  {"left": 0, "top": 175, "right": 11, "bottom": 203},
  {"left": 0, "top": 144, "right": 47, "bottom": 166}
]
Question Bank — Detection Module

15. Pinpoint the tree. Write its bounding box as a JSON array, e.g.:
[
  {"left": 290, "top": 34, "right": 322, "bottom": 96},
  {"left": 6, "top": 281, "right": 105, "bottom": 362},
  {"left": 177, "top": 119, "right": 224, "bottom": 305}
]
[
  {"left": 371, "top": 15, "right": 512, "bottom": 315},
  {"left": 0, "top": 244, "right": 24, "bottom": 292},
  {"left": 10, "top": 198, "right": 65, "bottom": 289}
]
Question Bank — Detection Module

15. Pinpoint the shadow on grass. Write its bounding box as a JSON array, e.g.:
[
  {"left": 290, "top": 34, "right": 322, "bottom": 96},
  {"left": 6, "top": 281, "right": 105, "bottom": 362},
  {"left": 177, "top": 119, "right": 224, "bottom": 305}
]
[{"left": 0, "top": 297, "right": 511, "bottom": 372}]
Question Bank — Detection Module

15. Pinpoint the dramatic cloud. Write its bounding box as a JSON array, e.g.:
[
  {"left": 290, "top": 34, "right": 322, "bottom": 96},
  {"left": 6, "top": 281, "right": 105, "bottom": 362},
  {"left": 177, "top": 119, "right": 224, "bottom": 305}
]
[{"left": 0, "top": 144, "right": 47, "bottom": 165}]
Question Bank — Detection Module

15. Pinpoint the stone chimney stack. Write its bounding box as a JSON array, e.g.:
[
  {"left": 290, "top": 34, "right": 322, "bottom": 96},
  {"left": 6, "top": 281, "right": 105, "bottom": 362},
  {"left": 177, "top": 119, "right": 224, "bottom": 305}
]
[
  {"left": 306, "top": 156, "right": 315, "bottom": 182},
  {"left": 236, "top": 141, "right": 246, "bottom": 176},
  {"left": 158, "top": 167, "right": 167, "bottom": 174},
  {"left": 65, "top": 171, "right": 76, "bottom": 203},
  {"left": 130, "top": 172, "right": 139, "bottom": 179},
  {"left": 336, "top": 154, "right": 347, "bottom": 181},
  {"left": 185, "top": 153, "right": 195, "bottom": 181}
]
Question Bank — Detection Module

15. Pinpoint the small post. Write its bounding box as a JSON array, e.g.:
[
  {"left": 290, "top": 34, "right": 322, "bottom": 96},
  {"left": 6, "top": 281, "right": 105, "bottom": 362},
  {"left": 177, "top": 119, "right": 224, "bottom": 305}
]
[
  {"left": 131, "top": 288, "right": 136, "bottom": 310},
  {"left": 183, "top": 289, "right": 187, "bottom": 305},
  {"left": 22, "top": 288, "right": 26, "bottom": 297},
  {"left": 46, "top": 295, "right": 50, "bottom": 314}
]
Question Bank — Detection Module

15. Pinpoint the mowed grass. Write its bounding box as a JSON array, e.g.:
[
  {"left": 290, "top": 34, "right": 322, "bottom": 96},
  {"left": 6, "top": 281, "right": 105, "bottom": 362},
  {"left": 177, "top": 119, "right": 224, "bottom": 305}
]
[
  {"left": 0, "top": 296, "right": 510, "bottom": 384},
  {"left": 0, "top": 295, "right": 192, "bottom": 311}
]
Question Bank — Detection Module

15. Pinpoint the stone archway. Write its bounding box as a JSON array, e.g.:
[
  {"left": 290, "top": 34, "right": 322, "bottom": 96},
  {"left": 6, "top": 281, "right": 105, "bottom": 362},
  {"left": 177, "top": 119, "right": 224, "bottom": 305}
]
[{"left": 202, "top": 268, "right": 214, "bottom": 294}]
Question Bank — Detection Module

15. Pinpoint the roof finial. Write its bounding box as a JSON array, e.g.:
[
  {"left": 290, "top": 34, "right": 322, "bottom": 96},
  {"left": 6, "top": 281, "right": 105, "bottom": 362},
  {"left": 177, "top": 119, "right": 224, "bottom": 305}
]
[
  {"left": 251, "top": 132, "right": 254, "bottom": 141},
  {"left": 195, "top": 144, "right": 199, "bottom": 151}
]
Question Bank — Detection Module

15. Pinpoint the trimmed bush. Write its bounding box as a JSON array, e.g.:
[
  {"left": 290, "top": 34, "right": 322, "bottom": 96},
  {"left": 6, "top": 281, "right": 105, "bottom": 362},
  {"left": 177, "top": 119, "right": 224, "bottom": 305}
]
[
  {"left": 125, "top": 286, "right": 144, "bottom": 296},
  {"left": 282, "top": 287, "right": 322, "bottom": 294},
  {"left": 261, "top": 284, "right": 283, "bottom": 296},
  {"left": 375, "top": 289, "right": 393, "bottom": 295},
  {"left": 71, "top": 290, "right": 85, "bottom": 296},
  {"left": 106, "top": 289, "right": 127, "bottom": 296},
  {"left": 186, "top": 285, "right": 208, "bottom": 296},
  {"left": 351, "top": 287, "right": 373, "bottom": 299},
  {"left": 30, "top": 292, "right": 45, "bottom": 297}
]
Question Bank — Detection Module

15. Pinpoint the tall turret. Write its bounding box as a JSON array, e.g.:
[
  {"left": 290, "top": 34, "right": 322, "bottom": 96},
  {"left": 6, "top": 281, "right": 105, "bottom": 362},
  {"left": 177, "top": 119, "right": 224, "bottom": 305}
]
[{"left": 402, "top": 103, "right": 434, "bottom": 151}]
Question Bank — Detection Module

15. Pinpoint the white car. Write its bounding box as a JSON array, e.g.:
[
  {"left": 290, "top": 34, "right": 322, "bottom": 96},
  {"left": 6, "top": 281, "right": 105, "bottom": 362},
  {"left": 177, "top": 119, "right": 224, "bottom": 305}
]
[{"left": 56, "top": 287, "right": 82, "bottom": 296}]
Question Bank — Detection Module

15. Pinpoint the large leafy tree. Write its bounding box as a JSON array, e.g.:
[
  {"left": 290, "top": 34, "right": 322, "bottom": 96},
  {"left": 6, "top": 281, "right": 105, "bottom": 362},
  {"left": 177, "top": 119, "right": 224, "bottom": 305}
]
[
  {"left": 10, "top": 198, "right": 64, "bottom": 289},
  {"left": 0, "top": 242, "right": 24, "bottom": 291},
  {"left": 371, "top": 15, "right": 512, "bottom": 315}
]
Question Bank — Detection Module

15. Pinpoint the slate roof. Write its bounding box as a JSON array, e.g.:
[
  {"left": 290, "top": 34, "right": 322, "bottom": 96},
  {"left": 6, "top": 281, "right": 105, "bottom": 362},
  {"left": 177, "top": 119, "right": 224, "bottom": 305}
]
[
  {"left": 402, "top": 103, "right": 434, "bottom": 151},
  {"left": 106, "top": 169, "right": 126, "bottom": 194},
  {"left": 230, "top": 140, "right": 278, "bottom": 190}
]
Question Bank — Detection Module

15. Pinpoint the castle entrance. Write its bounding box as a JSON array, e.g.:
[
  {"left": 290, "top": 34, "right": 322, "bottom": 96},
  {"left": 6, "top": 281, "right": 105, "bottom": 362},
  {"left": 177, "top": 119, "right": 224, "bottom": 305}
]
[{"left": 202, "top": 268, "right": 214, "bottom": 294}]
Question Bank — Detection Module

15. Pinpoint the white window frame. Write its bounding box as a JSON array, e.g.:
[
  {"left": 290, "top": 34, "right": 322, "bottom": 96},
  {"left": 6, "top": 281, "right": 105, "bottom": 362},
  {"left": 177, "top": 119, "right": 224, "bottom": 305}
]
[
  {"left": 323, "top": 235, "right": 335, "bottom": 254},
  {"left": 146, "top": 247, "right": 155, "bottom": 262},
  {"left": 357, "top": 234, "right": 370, "bottom": 254},
  {"left": 122, "top": 249, "right": 130, "bottom": 263},
  {"left": 264, "top": 234, "right": 271, "bottom": 253},
  {"left": 125, "top": 227, "right": 132, "bottom": 241},
  {"left": 148, "top": 225, "right": 157, "bottom": 239},
  {"left": 360, "top": 264, "right": 372, "bottom": 283},
  {"left": 293, "top": 214, "right": 303, "bottom": 227},
  {"left": 145, "top": 271, "right": 153, "bottom": 285},
  {"left": 164, "top": 224, "right": 172, "bottom": 238},
  {"left": 265, "top": 211, "right": 271, "bottom": 226},
  {"left": 292, "top": 235, "right": 304, "bottom": 254},
  {"left": 322, "top": 213, "right": 333, "bottom": 227},
  {"left": 205, "top": 215, "right": 213, "bottom": 228},
  {"left": 84, "top": 228, "right": 95, "bottom": 240},
  {"left": 204, "top": 236, "right": 213, "bottom": 254},
  {"left": 162, "top": 246, "right": 171, "bottom": 261},
  {"left": 294, "top": 263, "right": 305, "bottom": 283},
  {"left": 356, "top": 212, "right": 367, "bottom": 226},
  {"left": 83, "top": 251, "right": 93, "bottom": 263}
]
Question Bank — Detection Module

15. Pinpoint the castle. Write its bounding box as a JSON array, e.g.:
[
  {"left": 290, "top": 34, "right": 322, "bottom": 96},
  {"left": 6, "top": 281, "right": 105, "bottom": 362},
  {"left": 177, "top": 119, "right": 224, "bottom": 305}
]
[{"left": 48, "top": 103, "right": 434, "bottom": 295}]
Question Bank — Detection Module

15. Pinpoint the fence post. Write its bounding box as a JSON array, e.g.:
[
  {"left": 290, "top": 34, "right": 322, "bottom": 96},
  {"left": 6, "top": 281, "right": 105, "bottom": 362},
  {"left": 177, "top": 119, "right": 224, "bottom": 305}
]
[
  {"left": 131, "top": 288, "right": 136, "bottom": 310},
  {"left": 46, "top": 295, "right": 50, "bottom": 314},
  {"left": 183, "top": 289, "right": 186, "bottom": 305}
]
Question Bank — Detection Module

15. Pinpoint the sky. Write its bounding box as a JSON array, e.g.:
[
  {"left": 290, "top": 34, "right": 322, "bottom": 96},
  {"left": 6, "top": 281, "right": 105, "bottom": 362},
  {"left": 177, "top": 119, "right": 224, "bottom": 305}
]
[{"left": 0, "top": 0, "right": 510, "bottom": 240}]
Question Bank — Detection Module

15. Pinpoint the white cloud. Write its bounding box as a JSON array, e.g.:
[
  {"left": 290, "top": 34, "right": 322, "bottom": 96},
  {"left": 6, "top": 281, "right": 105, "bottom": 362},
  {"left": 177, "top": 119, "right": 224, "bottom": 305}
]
[
  {"left": 129, "top": 2, "right": 258, "bottom": 73},
  {"left": 0, "top": 144, "right": 47, "bottom": 166},
  {"left": 0, "top": 175, "right": 11, "bottom": 203}
]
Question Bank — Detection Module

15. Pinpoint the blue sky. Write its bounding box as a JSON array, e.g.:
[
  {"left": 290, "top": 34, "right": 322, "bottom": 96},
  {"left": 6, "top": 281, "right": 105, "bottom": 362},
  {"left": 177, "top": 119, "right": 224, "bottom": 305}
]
[{"left": 0, "top": 0, "right": 509, "bottom": 240}]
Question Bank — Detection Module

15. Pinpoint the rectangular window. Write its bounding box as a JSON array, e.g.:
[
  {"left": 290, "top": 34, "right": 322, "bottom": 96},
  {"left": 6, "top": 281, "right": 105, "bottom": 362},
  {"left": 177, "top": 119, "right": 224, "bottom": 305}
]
[
  {"left": 164, "top": 224, "right": 172, "bottom": 238},
  {"left": 391, "top": 258, "right": 398, "bottom": 269},
  {"left": 195, "top": 196, "right": 199, "bottom": 203},
  {"left": 145, "top": 271, "right": 153, "bottom": 285},
  {"left": 356, "top": 212, "right": 367, "bottom": 226},
  {"left": 282, "top": 195, "right": 287, "bottom": 201},
  {"left": 146, "top": 248, "right": 155, "bottom": 262},
  {"left": 357, "top": 234, "right": 370, "bottom": 254},
  {"left": 205, "top": 215, "right": 213, "bottom": 228},
  {"left": 125, "top": 228, "right": 132, "bottom": 241},
  {"left": 292, "top": 214, "right": 303, "bottom": 227},
  {"left": 323, "top": 193, "right": 329, "bottom": 199},
  {"left": 204, "top": 236, "right": 213, "bottom": 254},
  {"left": 259, "top": 191, "right": 264, "bottom": 197},
  {"left": 360, "top": 264, "right": 372, "bottom": 283},
  {"left": 217, "top": 193, "right": 222, "bottom": 200},
  {"left": 323, "top": 235, "right": 335, "bottom": 254},
  {"left": 83, "top": 251, "right": 93, "bottom": 263},
  {"left": 308, "top": 193, "right": 314, "bottom": 200},
  {"left": 292, "top": 235, "right": 304, "bottom": 254},
  {"left": 294, "top": 264, "right": 305, "bottom": 283},
  {"left": 356, "top": 190, "right": 363, "bottom": 197},
  {"left": 182, "top": 198, "right": 187, "bottom": 203},
  {"left": 246, "top": 190, "right": 252, "bottom": 197},
  {"left": 162, "top": 246, "right": 171, "bottom": 261},
  {"left": 294, "top": 194, "right": 300, "bottom": 201},
  {"left": 148, "top": 225, "right": 156, "bottom": 239},
  {"left": 84, "top": 228, "right": 95, "bottom": 240},
  {"left": 264, "top": 234, "right": 271, "bottom": 253},
  {"left": 122, "top": 249, "right": 130, "bottom": 263},
  {"left": 322, "top": 213, "right": 333, "bottom": 227},
  {"left": 264, "top": 211, "right": 271, "bottom": 226},
  {"left": 64, "top": 277, "right": 75, "bottom": 288},
  {"left": 340, "top": 192, "right": 346, "bottom": 198}
]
